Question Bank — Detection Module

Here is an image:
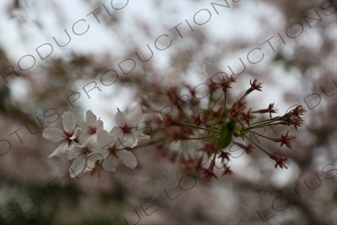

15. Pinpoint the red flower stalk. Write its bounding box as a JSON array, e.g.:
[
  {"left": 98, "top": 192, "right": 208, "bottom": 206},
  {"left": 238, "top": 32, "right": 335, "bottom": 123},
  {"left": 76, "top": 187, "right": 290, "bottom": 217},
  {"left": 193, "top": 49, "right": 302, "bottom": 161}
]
[
  {"left": 243, "top": 79, "right": 263, "bottom": 96},
  {"left": 240, "top": 109, "right": 256, "bottom": 125},
  {"left": 162, "top": 115, "right": 173, "bottom": 127},
  {"left": 201, "top": 141, "right": 218, "bottom": 157},
  {"left": 217, "top": 75, "right": 236, "bottom": 90},
  {"left": 250, "top": 79, "right": 263, "bottom": 91},
  {"left": 168, "top": 129, "right": 186, "bottom": 141},
  {"left": 269, "top": 154, "right": 290, "bottom": 169},
  {"left": 236, "top": 98, "right": 247, "bottom": 110},
  {"left": 229, "top": 75, "right": 237, "bottom": 83},
  {"left": 182, "top": 156, "right": 204, "bottom": 171},
  {"left": 280, "top": 115, "right": 304, "bottom": 129},
  {"left": 90, "top": 161, "right": 102, "bottom": 177},
  {"left": 287, "top": 105, "right": 306, "bottom": 118},
  {"left": 235, "top": 142, "right": 254, "bottom": 155},
  {"left": 228, "top": 106, "right": 240, "bottom": 118},
  {"left": 166, "top": 87, "right": 187, "bottom": 106},
  {"left": 168, "top": 152, "right": 178, "bottom": 162},
  {"left": 191, "top": 114, "right": 204, "bottom": 126},
  {"left": 217, "top": 151, "right": 231, "bottom": 163},
  {"left": 162, "top": 115, "right": 183, "bottom": 127},
  {"left": 185, "top": 84, "right": 196, "bottom": 98},
  {"left": 228, "top": 99, "right": 246, "bottom": 118},
  {"left": 222, "top": 166, "right": 233, "bottom": 176},
  {"left": 201, "top": 161, "right": 217, "bottom": 183},
  {"left": 273, "top": 131, "right": 296, "bottom": 149},
  {"left": 212, "top": 107, "right": 223, "bottom": 117},
  {"left": 253, "top": 103, "right": 277, "bottom": 118},
  {"left": 156, "top": 143, "right": 168, "bottom": 158},
  {"left": 208, "top": 82, "right": 220, "bottom": 92}
]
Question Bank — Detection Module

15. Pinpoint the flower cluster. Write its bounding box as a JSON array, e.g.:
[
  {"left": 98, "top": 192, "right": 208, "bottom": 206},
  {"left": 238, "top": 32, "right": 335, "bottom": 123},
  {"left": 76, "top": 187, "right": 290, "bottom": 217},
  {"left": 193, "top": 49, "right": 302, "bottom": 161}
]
[
  {"left": 43, "top": 63, "right": 306, "bottom": 182},
  {"left": 43, "top": 108, "right": 150, "bottom": 178},
  {"left": 155, "top": 63, "right": 306, "bottom": 183}
]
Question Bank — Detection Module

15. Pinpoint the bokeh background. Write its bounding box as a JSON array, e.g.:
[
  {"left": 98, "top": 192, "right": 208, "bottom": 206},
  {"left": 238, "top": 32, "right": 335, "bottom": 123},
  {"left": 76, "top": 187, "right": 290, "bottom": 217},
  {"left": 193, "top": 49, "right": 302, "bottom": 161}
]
[{"left": 0, "top": 0, "right": 336, "bottom": 224}]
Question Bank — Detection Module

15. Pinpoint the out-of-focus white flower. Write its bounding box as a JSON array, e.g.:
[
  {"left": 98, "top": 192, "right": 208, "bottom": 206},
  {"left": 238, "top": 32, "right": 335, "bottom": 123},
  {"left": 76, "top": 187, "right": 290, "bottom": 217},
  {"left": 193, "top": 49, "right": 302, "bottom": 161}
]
[
  {"left": 239, "top": 189, "right": 275, "bottom": 221},
  {"left": 145, "top": 171, "right": 181, "bottom": 200},
  {"left": 111, "top": 108, "right": 150, "bottom": 148},
  {"left": 77, "top": 110, "right": 103, "bottom": 142},
  {"left": 87, "top": 129, "right": 137, "bottom": 173},
  {"left": 67, "top": 140, "right": 101, "bottom": 178},
  {"left": 43, "top": 111, "right": 80, "bottom": 158},
  {"left": 205, "top": 62, "right": 228, "bottom": 82}
]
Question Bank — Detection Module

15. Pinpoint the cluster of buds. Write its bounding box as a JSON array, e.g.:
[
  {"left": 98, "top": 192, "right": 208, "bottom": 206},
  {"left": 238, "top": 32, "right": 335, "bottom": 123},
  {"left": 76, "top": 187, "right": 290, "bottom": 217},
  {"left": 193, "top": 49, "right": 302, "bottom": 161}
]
[
  {"left": 158, "top": 63, "right": 306, "bottom": 182},
  {"left": 43, "top": 108, "right": 150, "bottom": 177}
]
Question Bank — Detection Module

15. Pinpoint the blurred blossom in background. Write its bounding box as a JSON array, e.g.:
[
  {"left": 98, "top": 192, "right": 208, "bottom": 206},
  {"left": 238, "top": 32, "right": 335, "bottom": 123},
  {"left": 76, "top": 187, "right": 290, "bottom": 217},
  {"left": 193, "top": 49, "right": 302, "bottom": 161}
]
[{"left": 0, "top": 0, "right": 336, "bottom": 225}]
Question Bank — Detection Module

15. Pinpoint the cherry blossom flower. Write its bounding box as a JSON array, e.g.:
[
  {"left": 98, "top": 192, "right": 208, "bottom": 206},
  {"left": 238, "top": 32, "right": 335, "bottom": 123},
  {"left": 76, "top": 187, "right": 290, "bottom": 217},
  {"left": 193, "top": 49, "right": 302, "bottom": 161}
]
[
  {"left": 87, "top": 129, "right": 137, "bottom": 174},
  {"left": 111, "top": 108, "right": 150, "bottom": 148},
  {"left": 43, "top": 111, "right": 80, "bottom": 158},
  {"left": 67, "top": 140, "right": 101, "bottom": 178},
  {"left": 205, "top": 62, "right": 227, "bottom": 82},
  {"left": 77, "top": 110, "right": 103, "bottom": 142}
]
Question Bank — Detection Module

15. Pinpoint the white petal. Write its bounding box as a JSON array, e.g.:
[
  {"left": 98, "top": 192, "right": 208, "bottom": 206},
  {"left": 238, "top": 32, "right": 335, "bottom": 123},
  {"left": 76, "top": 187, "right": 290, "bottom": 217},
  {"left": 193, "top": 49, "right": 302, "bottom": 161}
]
[
  {"left": 77, "top": 120, "right": 88, "bottom": 132},
  {"left": 128, "top": 107, "right": 143, "bottom": 126},
  {"left": 88, "top": 151, "right": 106, "bottom": 161},
  {"left": 95, "top": 120, "right": 104, "bottom": 130},
  {"left": 79, "top": 133, "right": 91, "bottom": 143},
  {"left": 124, "top": 133, "right": 138, "bottom": 148},
  {"left": 43, "top": 128, "right": 64, "bottom": 142},
  {"left": 87, "top": 140, "right": 101, "bottom": 153},
  {"left": 84, "top": 152, "right": 106, "bottom": 172},
  {"left": 66, "top": 145, "right": 82, "bottom": 160},
  {"left": 62, "top": 111, "right": 76, "bottom": 133},
  {"left": 140, "top": 134, "right": 150, "bottom": 139},
  {"left": 70, "top": 127, "right": 80, "bottom": 140},
  {"left": 97, "top": 129, "right": 114, "bottom": 148},
  {"left": 69, "top": 156, "right": 86, "bottom": 178},
  {"left": 111, "top": 126, "right": 123, "bottom": 138},
  {"left": 86, "top": 110, "right": 97, "bottom": 126},
  {"left": 115, "top": 108, "right": 126, "bottom": 127},
  {"left": 205, "top": 63, "right": 227, "bottom": 82},
  {"left": 48, "top": 142, "right": 70, "bottom": 158},
  {"left": 102, "top": 155, "right": 118, "bottom": 172},
  {"left": 205, "top": 63, "right": 221, "bottom": 77},
  {"left": 117, "top": 150, "right": 137, "bottom": 169},
  {"left": 132, "top": 129, "right": 150, "bottom": 140},
  {"left": 115, "top": 137, "right": 133, "bottom": 149}
]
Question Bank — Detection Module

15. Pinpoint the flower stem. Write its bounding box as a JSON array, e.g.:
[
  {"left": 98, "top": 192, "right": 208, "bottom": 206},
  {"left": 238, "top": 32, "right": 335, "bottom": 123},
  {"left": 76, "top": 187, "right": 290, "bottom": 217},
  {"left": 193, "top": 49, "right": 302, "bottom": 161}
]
[
  {"left": 245, "top": 120, "right": 280, "bottom": 130},
  {"left": 248, "top": 130, "right": 275, "bottom": 141},
  {"left": 223, "top": 89, "right": 227, "bottom": 109},
  {"left": 172, "top": 123, "right": 212, "bottom": 132},
  {"left": 182, "top": 135, "right": 215, "bottom": 140},
  {"left": 243, "top": 134, "right": 270, "bottom": 155},
  {"left": 126, "top": 137, "right": 167, "bottom": 150},
  {"left": 251, "top": 117, "right": 279, "bottom": 126}
]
